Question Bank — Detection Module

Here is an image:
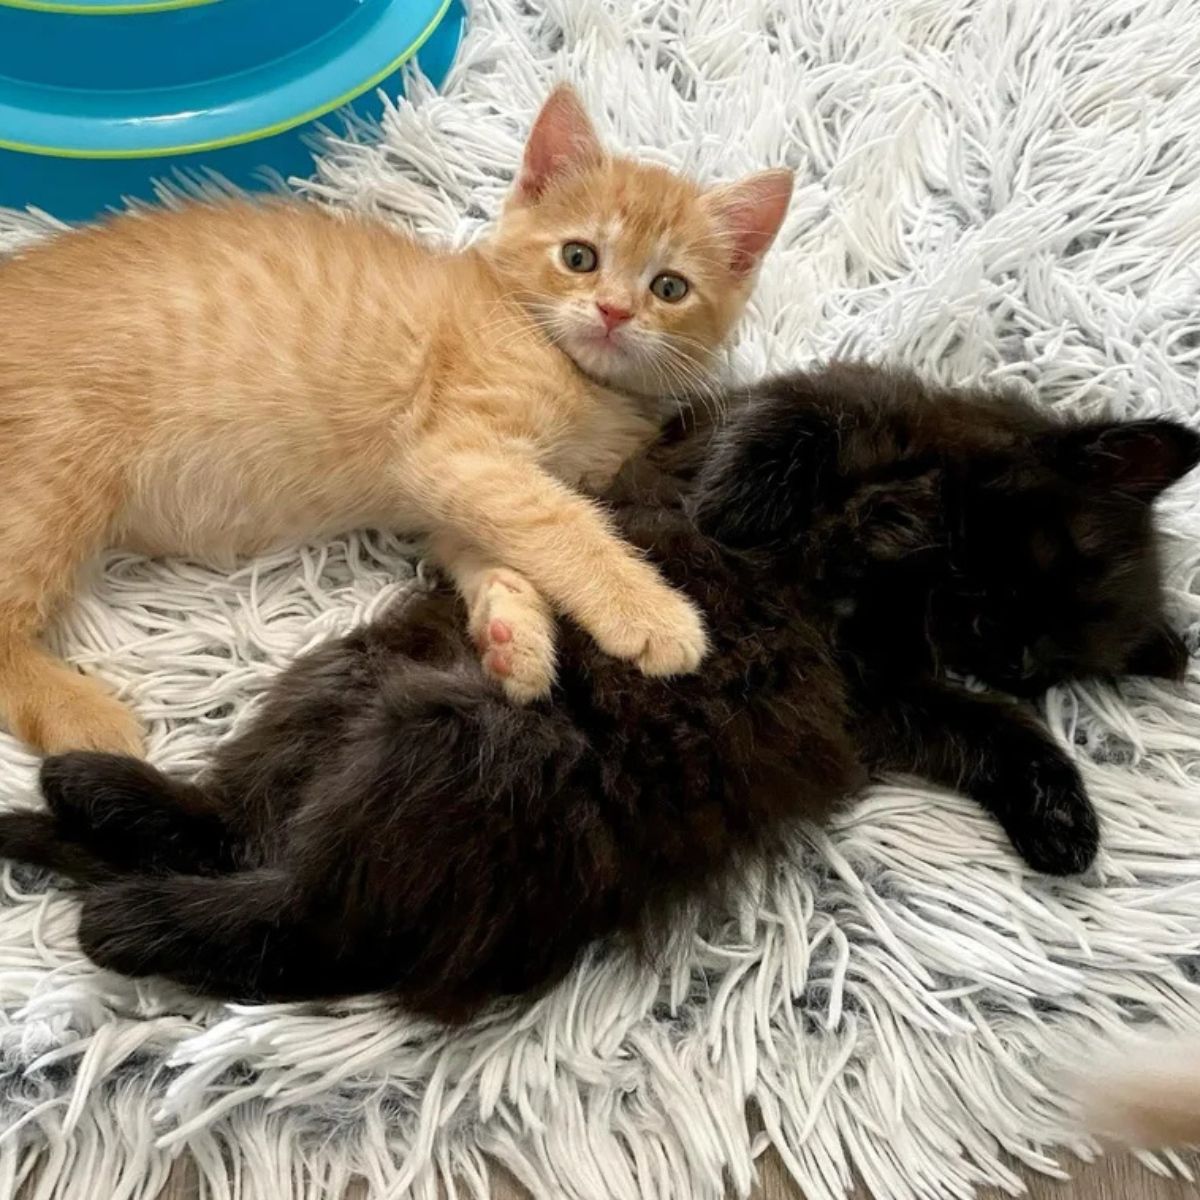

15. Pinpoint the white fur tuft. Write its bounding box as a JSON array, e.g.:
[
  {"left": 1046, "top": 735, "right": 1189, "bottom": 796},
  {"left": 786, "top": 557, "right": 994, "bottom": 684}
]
[{"left": 1073, "top": 1035, "right": 1200, "bottom": 1150}]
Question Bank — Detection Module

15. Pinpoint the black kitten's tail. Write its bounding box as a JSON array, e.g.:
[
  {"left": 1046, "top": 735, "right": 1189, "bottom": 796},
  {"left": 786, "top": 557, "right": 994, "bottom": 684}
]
[
  {"left": 77, "top": 870, "right": 358, "bottom": 1002},
  {"left": 0, "top": 810, "right": 114, "bottom": 883}
]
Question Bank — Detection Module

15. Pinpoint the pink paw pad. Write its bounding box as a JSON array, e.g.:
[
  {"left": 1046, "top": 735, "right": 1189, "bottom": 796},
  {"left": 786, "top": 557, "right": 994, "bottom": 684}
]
[
  {"left": 484, "top": 649, "right": 513, "bottom": 677},
  {"left": 479, "top": 618, "right": 514, "bottom": 678}
]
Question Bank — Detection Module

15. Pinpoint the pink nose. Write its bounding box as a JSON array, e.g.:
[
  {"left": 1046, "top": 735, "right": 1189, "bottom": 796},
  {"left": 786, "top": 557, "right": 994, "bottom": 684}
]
[{"left": 596, "top": 301, "right": 633, "bottom": 332}]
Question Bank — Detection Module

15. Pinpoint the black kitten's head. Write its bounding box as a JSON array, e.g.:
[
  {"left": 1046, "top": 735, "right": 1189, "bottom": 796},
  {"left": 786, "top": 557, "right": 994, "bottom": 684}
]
[
  {"left": 933, "top": 419, "right": 1200, "bottom": 693},
  {"left": 691, "top": 376, "right": 1200, "bottom": 692}
]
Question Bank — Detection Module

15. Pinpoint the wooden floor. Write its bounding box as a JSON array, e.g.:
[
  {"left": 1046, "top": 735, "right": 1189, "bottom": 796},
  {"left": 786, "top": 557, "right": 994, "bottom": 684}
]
[{"left": 120, "top": 1145, "right": 1200, "bottom": 1199}]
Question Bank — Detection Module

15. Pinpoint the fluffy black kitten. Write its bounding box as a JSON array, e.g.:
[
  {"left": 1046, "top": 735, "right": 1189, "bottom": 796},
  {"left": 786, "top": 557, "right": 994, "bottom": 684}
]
[{"left": 3, "top": 363, "right": 1196, "bottom": 1019}]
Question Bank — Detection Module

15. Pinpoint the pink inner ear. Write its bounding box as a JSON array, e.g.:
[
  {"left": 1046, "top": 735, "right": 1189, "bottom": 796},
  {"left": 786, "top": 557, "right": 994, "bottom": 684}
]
[
  {"left": 517, "top": 86, "right": 603, "bottom": 202},
  {"left": 707, "top": 169, "right": 794, "bottom": 276}
]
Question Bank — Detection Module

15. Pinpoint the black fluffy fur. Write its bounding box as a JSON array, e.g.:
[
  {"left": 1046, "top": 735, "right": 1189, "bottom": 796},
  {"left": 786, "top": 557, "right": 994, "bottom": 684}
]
[{"left": 5, "top": 363, "right": 1197, "bottom": 1019}]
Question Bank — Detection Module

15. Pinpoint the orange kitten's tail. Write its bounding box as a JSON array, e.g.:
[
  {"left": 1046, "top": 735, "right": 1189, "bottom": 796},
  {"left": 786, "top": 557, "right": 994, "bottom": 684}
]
[{"left": 1073, "top": 1033, "right": 1200, "bottom": 1148}]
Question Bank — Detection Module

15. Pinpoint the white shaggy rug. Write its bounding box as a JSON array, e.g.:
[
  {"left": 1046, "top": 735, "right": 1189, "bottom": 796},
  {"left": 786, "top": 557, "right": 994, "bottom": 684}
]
[{"left": 3, "top": 1, "right": 1200, "bottom": 1197}]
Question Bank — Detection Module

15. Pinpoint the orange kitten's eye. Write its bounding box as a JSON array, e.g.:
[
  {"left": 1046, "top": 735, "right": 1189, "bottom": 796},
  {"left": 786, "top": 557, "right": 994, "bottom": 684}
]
[
  {"left": 562, "top": 242, "right": 598, "bottom": 273},
  {"left": 650, "top": 273, "right": 689, "bottom": 302}
]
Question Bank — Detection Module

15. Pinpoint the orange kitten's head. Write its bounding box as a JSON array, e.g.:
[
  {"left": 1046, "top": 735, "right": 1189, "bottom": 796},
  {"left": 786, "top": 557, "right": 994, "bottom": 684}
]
[{"left": 488, "top": 85, "right": 793, "bottom": 397}]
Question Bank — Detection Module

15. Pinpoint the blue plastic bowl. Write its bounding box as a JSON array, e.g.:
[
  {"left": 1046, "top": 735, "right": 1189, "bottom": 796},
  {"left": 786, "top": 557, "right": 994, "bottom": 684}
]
[{"left": 0, "top": 0, "right": 465, "bottom": 222}]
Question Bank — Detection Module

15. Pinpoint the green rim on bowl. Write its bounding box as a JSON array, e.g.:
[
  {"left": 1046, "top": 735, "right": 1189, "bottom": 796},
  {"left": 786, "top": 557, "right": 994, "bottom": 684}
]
[
  {"left": 0, "top": 0, "right": 221, "bottom": 14},
  {"left": 0, "top": 0, "right": 454, "bottom": 158}
]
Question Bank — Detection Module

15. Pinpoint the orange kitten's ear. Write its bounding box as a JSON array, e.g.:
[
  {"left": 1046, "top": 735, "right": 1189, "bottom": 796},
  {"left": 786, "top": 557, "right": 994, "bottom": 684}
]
[
  {"left": 702, "top": 168, "right": 795, "bottom": 276},
  {"left": 514, "top": 85, "right": 603, "bottom": 204}
]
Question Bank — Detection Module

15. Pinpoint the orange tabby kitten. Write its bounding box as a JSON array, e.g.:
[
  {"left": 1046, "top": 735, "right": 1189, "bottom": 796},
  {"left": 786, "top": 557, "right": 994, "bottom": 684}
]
[{"left": 0, "top": 85, "right": 792, "bottom": 756}]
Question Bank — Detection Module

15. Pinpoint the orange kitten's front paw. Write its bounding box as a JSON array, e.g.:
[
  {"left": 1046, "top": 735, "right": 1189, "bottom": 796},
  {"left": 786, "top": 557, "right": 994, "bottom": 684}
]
[
  {"left": 593, "top": 587, "right": 709, "bottom": 678},
  {"left": 470, "top": 570, "right": 557, "bottom": 704},
  {"left": 636, "top": 596, "right": 708, "bottom": 676}
]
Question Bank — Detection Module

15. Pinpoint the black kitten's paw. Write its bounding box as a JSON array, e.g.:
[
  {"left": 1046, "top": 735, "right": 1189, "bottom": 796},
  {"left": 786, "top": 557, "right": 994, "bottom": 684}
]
[
  {"left": 44, "top": 757, "right": 233, "bottom": 878},
  {"left": 40, "top": 752, "right": 162, "bottom": 827},
  {"left": 997, "top": 752, "right": 1099, "bottom": 876},
  {"left": 39, "top": 752, "right": 100, "bottom": 819}
]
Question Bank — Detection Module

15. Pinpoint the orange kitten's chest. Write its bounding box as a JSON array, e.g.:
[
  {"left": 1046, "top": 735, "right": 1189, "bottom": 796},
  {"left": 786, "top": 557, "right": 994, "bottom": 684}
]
[
  {"left": 424, "top": 299, "right": 663, "bottom": 492},
  {"left": 542, "top": 384, "right": 663, "bottom": 491}
]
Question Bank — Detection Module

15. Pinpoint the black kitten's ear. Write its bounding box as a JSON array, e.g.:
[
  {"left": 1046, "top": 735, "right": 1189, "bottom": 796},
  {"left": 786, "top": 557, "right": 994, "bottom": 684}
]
[
  {"left": 1052, "top": 419, "right": 1200, "bottom": 499},
  {"left": 1126, "top": 623, "right": 1190, "bottom": 681}
]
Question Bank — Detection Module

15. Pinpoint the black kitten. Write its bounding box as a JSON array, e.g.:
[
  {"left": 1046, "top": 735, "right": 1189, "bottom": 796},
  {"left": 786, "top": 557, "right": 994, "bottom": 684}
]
[{"left": 4, "top": 363, "right": 1196, "bottom": 1018}]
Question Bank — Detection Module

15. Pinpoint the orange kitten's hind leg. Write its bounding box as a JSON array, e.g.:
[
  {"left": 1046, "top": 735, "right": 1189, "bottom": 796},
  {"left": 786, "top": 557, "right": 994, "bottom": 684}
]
[
  {"left": 0, "top": 473, "right": 141, "bottom": 756},
  {"left": 431, "top": 538, "right": 557, "bottom": 703},
  {"left": 0, "top": 641, "right": 143, "bottom": 756}
]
